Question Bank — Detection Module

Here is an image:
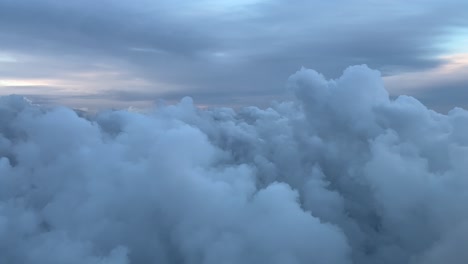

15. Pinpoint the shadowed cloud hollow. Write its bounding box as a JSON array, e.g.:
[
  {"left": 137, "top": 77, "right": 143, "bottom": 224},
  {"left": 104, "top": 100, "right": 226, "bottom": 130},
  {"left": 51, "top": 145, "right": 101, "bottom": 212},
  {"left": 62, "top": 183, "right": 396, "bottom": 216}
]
[{"left": 1, "top": 65, "right": 468, "bottom": 263}]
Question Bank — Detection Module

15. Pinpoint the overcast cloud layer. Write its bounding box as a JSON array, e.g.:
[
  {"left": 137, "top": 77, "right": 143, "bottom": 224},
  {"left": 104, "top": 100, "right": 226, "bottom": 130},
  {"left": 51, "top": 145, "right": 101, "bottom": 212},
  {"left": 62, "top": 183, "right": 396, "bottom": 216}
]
[
  {"left": 1, "top": 65, "right": 468, "bottom": 263},
  {"left": 1, "top": 0, "right": 468, "bottom": 110}
]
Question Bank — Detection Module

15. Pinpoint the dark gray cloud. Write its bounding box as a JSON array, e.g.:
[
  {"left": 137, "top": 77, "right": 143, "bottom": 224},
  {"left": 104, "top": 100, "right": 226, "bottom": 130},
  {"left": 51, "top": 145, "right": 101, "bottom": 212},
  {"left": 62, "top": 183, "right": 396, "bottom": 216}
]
[
  {"left": 403, "top": 80, "right": 468, "bottom": 113},
  {"left": 0, "top": 0, "right": 468, "bottom": 109},
  {"left": 0, "top": 0, "right": 215, "bottom": 55}
]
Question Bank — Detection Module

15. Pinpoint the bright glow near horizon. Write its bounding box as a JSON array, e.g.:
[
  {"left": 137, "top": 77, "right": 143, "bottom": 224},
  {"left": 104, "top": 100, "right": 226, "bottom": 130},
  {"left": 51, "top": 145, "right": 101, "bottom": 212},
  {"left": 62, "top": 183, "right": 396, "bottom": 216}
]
[{"left": 438, "top": 28, "right": 468, "bottom": 54}]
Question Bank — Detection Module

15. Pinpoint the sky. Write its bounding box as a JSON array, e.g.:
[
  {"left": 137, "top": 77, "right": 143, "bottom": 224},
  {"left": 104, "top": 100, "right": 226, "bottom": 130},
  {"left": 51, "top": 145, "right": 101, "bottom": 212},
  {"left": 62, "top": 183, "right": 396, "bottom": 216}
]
[
  {"left": 0, "top": 0, "right": 468, "bottom": 111},
  {"left": 2, "top": 2, "right": 468, "bottom": 262}
]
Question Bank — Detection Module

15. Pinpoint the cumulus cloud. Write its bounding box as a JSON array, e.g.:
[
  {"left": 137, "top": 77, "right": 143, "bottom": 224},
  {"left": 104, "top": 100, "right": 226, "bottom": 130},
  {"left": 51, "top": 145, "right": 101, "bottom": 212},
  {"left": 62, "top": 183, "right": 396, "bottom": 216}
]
[{"left": 1, "top": 65, "right": 468, "bottom": 263}]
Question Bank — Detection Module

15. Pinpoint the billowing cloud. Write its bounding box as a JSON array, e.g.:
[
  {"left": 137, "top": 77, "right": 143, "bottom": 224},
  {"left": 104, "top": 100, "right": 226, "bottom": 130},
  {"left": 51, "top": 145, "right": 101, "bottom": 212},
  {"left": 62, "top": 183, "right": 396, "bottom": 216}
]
[{"left": 1, "top": 65, "right": 467, "bottom": 263}]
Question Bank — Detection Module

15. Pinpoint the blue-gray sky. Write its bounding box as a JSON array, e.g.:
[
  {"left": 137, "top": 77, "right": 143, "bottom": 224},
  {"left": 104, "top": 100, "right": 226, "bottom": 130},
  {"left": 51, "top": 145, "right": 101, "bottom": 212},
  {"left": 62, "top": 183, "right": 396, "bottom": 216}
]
[{"left": 0, "top": 0, "right": 468, "bottom": 111}]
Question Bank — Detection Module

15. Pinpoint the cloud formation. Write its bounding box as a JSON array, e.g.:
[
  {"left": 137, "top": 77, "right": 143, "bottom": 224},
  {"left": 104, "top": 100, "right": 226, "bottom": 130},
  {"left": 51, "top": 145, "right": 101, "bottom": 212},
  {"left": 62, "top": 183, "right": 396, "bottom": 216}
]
[
  {"left": 1, "top": 65, "right": 468, "bottom": 263},
  {"left": 1, "top": 0, "right": 468, "bottom": 109}
]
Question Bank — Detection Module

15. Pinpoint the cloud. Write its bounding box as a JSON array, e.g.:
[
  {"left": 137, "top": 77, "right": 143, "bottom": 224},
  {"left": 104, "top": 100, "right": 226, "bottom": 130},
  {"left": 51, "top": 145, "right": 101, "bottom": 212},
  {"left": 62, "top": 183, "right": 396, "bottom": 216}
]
[
  {"left": 1, "top": 0, "right": 468, "bottom": 109},
  {"left": 1, "top": 65, "right": 468, "bottom": 263},
  {"left": 384, "top": 53, "right": 468, "bottom": 112}
]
